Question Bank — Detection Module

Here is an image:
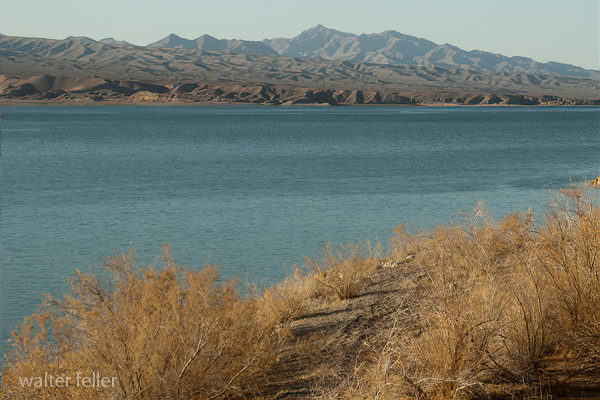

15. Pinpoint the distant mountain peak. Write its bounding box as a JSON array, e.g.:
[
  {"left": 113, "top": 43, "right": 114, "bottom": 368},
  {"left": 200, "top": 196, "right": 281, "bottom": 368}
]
[
  {"left": 305, "top": 24, "right": 327, "bottom": 33},
  {"left": 196, "top": 34, "right": 217, "bottom": 39},
  {"left": 99, "top": 37, "right": 131, "bottom": 46},
  {"left": 65, "top": 36, "right": 96, "bottom": 43},
  {"left": 298, "top": 24, "right": 354, "bottom": 38},
  {"left": 148, "top": 34, "right": 198, "bottom": 49},
  {"left": 164, "top": 33, "right": 188, "bottom": 43}
]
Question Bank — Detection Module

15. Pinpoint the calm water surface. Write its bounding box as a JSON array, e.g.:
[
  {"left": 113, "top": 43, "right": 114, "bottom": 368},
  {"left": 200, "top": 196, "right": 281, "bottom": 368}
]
[{"left": 1, "top": 105, "right": 599, "bottom": 356}]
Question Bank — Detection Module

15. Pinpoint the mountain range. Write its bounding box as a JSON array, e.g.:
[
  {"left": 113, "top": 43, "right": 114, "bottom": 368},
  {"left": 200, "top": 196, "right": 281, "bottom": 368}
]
[
  {"left": 142, "top": 25, "right": 597, "bottom": 79},
  {"left": 1, "top": 26, "right": 598, "bottom": 105}
]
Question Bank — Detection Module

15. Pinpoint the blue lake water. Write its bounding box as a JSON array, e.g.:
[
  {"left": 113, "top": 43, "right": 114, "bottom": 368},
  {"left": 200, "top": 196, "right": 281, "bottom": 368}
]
[{"left": 1, "top": 105, "right": 599, "bottom": 358}]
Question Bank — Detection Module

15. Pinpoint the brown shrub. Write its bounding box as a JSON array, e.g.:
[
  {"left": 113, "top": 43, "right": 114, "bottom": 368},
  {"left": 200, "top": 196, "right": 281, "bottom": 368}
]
[
  {"left": 304, "top": 241, "right": 383, "bottom": 301},
  {"left": 256, "top": 266, "right": 310, "bottom": 326},
  {"left": 337, "top": 187, "right": 599, "bottom": 398},
  {"left": 538, "top": 186, "right": 600, "bottom": 365},
  {"left": 3, "top": 245, "right": 287, "bottom": 399}
]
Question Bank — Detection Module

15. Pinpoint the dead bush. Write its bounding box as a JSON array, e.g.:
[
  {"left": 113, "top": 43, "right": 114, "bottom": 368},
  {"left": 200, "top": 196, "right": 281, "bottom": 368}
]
[
  {"left": 539, "top": 186, "right": 600, "bottom": 365},
  {"left": 257, "top": 266, "right": 310, "bottom": 326},
  {"left": 3, "top": 245, "right": 287, "bottom": 399},
  {"left": 304, "top": 241, "right": 383, "bottom": 301}
]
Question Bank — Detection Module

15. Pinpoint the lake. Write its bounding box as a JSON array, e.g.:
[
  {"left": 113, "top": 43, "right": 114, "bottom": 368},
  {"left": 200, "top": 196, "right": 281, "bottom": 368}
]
[{"left": 1, "top": 105, "right": 598, "bottom": 357}]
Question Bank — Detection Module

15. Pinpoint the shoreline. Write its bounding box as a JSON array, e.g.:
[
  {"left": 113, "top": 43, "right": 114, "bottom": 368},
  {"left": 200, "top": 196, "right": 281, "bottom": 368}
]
[{"left": 2, "top": 99, "right": 599, "bottom": 107}]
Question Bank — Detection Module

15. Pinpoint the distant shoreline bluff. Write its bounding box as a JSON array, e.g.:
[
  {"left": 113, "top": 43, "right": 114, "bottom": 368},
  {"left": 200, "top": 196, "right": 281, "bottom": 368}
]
[{"left": 2, "top": 76, "right": 598, "bottom": 107}]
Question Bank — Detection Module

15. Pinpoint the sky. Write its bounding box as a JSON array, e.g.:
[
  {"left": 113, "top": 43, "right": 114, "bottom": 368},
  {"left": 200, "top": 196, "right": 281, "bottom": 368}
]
[{"left": 0, "top": 0, "right": 598, "bottom": 70}]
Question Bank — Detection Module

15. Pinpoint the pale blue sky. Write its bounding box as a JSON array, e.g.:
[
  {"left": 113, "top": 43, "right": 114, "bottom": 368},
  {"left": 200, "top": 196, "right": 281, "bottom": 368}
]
[{"left": 1, "top": 0, "right": 598, "bottom": 69}]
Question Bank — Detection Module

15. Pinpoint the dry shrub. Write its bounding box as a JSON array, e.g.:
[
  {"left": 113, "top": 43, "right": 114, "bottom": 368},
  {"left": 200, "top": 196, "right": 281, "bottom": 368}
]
[
  {"left": 539, "top": 186, "right": 600, "bottom": 365},
  {"left": 390, "top": 203, "right": 529, "bottom": 285},
  {"left": 311, "top": 331, "right": 405, "bottom": 399},
  {"left": 350, "top": 191, "right": 598, "bottom": 398},
  {"left": 388, "top": 222, "right": 422, "bottom": 262},
  {"left": 392, "top": 278, "right": 508, "bottom": 399},
  {"left": 257, "top": 267, "right": 310, "bottom": 326},
  {"left": 310, "top": 188, "right": 598, "bottom": 398},
  {"left": 3, "top": 245, "right": 287, "bottom": 399},
  {"left": 304, "top": 241, "right": 383, "bottom": 301},
  {"left": 499, "top": 260, "right": 559, "bottom": 377}
]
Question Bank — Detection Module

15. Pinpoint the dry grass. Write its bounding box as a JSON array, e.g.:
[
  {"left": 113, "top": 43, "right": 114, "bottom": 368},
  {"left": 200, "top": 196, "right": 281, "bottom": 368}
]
[{"left": 3, "top": 186, "right": 598, "bottom": 399}]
